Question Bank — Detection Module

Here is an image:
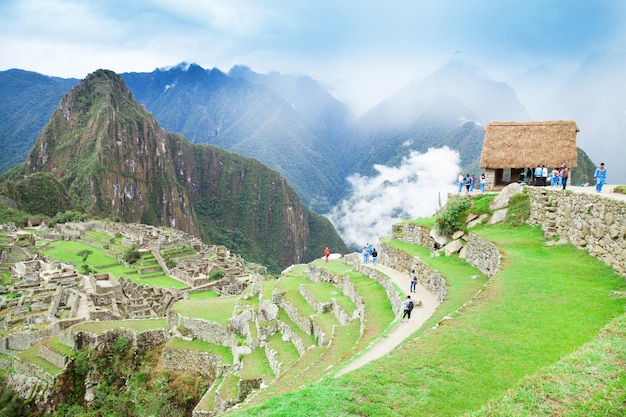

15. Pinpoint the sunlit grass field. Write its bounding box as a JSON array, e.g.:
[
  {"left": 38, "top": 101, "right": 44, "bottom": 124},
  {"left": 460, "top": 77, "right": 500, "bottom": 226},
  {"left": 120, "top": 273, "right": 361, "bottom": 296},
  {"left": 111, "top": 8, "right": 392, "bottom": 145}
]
[{"left": 227, "top": 224, "right": 626, "bottom": 417}]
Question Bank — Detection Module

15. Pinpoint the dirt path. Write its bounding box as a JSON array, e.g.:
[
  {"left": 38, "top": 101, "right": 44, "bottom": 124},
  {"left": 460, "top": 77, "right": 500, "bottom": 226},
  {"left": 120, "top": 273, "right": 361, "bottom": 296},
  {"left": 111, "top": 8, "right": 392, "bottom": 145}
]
[{"left": 335, "top": 263, "right": 439, "bottom": 377}]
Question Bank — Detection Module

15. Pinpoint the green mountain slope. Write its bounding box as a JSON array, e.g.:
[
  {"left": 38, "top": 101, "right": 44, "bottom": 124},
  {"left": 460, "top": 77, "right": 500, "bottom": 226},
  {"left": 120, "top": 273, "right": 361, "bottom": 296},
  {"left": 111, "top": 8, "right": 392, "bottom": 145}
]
[{"left": 1, "top": 69, "right": 347, "bottom": 272}]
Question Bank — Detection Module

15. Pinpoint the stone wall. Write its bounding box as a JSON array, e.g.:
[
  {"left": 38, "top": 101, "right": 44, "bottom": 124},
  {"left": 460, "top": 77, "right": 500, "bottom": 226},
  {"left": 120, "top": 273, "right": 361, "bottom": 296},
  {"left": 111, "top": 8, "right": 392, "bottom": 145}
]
[
  {"left": 391, "top": 223, "right": 436, "bottom": 251},
  {"left": 459, "top": 234, "right": 500, "bottom": 278},
  {"left": 162, "top": 346, "right": 227, "bottom": 378},
  {"left": 167, "top": 311, "right": 234, "bottom": 348},
  {"left": 63, "top": 327, "right": 169, "bottom": 351},
  {"left": 526, "top": 188, "right": 626, "bottom": 277},
  {"left": 344, "top": 253, "right": 406, "bottom": 315},
  {"left": 376, "top": 244, "right": 448, "bottom": 302},
  {"left": 38, "top": 343, "right": 67, "bottom": 369},
  {"left": 390, "top": 215, "right": 500, "bottom": 278}
]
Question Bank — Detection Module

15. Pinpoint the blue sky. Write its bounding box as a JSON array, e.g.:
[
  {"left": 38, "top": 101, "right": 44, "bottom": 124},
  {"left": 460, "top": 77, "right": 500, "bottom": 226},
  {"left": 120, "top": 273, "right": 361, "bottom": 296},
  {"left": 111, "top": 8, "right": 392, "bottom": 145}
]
[{"left": 1, "top": 0, "right": 625, "bottom": 113}]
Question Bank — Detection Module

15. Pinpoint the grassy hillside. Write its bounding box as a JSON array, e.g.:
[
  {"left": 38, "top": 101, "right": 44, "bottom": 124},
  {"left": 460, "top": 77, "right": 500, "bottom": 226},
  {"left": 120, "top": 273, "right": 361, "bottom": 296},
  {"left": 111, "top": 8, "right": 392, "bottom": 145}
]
[{"left": 226, "top": 224, "right": 626, "bottom": 416}]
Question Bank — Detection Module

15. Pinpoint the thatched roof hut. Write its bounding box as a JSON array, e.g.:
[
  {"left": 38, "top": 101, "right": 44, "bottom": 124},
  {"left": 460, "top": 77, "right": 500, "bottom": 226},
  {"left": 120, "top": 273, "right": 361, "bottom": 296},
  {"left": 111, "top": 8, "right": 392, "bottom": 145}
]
[
  {"left": 478, "top": 120, "right": 579, "bottom": 188},
  {"left": 480, "top": 120, "right": 579, "bottom": 169}
]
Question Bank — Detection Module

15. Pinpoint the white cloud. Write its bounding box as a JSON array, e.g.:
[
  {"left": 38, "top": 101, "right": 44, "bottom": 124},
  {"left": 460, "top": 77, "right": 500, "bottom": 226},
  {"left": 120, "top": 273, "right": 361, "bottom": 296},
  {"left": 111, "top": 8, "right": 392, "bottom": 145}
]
[{"left": 326, "top": 147, "right": 459, "bottom": 250}]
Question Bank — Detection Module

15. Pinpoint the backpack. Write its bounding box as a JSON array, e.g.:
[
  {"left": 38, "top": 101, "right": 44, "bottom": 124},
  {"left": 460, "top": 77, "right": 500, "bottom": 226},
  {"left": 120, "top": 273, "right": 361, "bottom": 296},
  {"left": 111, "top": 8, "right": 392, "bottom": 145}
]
[{"left": 407, "top": 300, "right": 414, "bottom": 311}]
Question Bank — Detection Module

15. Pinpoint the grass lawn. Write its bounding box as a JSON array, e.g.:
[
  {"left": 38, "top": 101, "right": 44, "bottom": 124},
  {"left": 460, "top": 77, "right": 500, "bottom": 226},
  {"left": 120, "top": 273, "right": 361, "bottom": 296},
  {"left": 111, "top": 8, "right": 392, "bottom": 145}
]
[
  {"left": 171, "top": 296, "right": 238, "bottom": 324},
  {"left": 39, "top": 238, "right": 189, "bottom": 289},
  {"left": 228, "top": 224, "right": 626, "bottom": 417},
  {"left": 72, "top": 318, "right": 166, "bottom": 333},
  {"left": 40, "top": 240, "right": 119, "bottom": 267},
  {"left": 188, "top": 290, "right": 219, "bottom": 299}
]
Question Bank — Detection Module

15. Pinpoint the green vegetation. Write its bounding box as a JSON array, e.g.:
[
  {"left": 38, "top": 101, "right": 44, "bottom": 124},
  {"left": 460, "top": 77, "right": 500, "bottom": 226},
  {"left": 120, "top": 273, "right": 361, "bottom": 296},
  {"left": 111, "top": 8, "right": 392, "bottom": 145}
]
[
  {"left": 171, "top": 297, "right": 238, "bottom": 324},
  {"left": 229, "top": 224, "right": 626, "bottom": 417},
  {"left": 71, "top": 318, "right": 166, "bottom": 334},
  {"left": 52, "top": 335, "right": 209, "bottom": 417},
  {"left": 123, "top": 245, "right": 141, "bottom": 264},
  {"left": 434, "top": 196, "right": 471, "bottom": 235},
  {"left": 504, "top": 191, "right": 530, "bottom": 227}
]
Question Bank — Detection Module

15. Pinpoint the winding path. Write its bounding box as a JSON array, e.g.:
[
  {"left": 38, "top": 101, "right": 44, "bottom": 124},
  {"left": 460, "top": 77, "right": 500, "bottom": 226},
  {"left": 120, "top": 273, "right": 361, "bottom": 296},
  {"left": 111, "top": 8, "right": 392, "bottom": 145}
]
[{"left": 335, "top": 263, "right": 440, "bottom": 377}]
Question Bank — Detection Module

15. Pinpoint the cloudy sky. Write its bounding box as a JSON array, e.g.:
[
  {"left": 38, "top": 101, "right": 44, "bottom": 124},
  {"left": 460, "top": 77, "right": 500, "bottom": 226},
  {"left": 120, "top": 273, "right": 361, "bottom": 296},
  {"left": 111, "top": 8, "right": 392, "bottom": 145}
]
[{"left": 1, "top": 0, "right": 625, "bottom": 114}]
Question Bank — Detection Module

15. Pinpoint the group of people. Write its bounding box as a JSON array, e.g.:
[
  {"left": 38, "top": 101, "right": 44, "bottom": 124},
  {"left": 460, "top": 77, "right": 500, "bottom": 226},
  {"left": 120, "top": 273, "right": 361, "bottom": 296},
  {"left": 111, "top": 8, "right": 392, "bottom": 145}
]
[
  {"left": 524, "top": 162, "right": 607, "bottom": 192},
  {"left": 362, "top": 243, "right": 378, "bottom": 265},
  {"left": 457, "top": 173, "right": 487, "bottom": 194},
  {"left": 528, "top": 164, "right": 569, "bottom": 189}
]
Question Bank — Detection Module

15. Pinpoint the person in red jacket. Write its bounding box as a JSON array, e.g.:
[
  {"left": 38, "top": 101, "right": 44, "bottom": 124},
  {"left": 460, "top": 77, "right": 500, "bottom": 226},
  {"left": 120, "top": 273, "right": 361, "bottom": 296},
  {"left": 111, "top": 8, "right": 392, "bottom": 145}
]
[{"left": 324, "top": 247, "right": 330, "bottom": 262}]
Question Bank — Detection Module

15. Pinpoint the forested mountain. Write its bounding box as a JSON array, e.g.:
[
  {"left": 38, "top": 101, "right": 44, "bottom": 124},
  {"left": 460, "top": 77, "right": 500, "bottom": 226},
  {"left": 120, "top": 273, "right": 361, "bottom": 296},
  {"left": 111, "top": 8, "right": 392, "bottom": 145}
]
[
  {"left": 0, "top": 69, "right": 78, "bottom": 173},
  {"left": 0, "top": 70, "right": 347, "bottom": 272},
  {"left": 0, "top": 54, "right": 615, "bottom": 226},
  {"left": 122, "top": 63, "right": 353, "bottom": 213}
]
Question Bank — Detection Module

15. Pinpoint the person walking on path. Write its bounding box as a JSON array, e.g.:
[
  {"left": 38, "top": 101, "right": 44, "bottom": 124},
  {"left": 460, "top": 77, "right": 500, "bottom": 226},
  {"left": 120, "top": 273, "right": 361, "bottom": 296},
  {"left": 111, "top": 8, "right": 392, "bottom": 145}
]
[
  {"left": 560, "top": 164, "right": 569, "bottom": 190},
  {"left": 594, "top": 162, "right": 607, "bottom": 192},
  {"left": 324, "top": 247, "right": 330, "bottom": 262},
  {"left": 362, "top": 246, "right": 369, "bottom": 264},
  {"left": 410, "top": 270, "right": 418, "bottom": 293},
  {"left": 371, "top": 248, "right": 378, "bottom": 265},
  {"left": 401, "top": 295, "right": 415, "bottom": 322}
]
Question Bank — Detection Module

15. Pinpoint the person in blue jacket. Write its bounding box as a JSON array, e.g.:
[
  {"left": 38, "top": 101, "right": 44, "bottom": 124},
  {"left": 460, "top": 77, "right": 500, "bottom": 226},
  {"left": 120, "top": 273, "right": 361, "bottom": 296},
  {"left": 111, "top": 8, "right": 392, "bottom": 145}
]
[{"left": 594, "top": 162, "right": 607, "bottom": 192}]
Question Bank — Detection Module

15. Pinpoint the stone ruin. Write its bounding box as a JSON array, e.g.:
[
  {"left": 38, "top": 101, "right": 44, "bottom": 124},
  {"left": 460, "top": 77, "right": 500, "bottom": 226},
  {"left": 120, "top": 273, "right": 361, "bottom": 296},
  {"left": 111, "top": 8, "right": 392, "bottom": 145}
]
[{"left": 0, "top": 220, "right": 267, "bottom": 356}]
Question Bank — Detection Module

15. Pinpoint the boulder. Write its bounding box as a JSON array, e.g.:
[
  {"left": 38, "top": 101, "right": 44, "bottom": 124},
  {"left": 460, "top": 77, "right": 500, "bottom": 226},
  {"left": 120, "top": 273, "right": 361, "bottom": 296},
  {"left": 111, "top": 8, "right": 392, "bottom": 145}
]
[
  {"left": 430, "top": 228, "right": 450, "bottom": 247},
  {"left": 489, "top": 208, "right": 508, "bottom": 224},
  {"left": 444, "top": 239, "right": 463, "bottom": 256},
  {"left": 490, "top": 182, "right": 523, "bottom": 210}
]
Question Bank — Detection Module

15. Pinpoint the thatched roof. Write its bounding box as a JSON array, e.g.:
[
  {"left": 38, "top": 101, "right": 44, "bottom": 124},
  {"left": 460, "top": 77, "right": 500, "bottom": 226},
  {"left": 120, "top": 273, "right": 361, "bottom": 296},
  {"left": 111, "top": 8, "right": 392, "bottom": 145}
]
[{"left": 480, "top": 120, "right": 579, "bottom": 169}]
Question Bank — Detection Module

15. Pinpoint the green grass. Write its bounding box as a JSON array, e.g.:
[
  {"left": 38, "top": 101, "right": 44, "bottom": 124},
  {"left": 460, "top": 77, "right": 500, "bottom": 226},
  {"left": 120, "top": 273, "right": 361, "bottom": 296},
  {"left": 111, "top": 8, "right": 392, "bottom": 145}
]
[
  {"left": 465, "top": 313, "right": 626, "bottom": 416},
  {"left": 227, "top": 224, "right": 626, "bottom": 417},
  {"left": 40, "top": 238, "right": 189, "bottom": 289},
  {"left": 121, "top": 273, "right": 189, "bottom": 289},
  {"left": 71, "top": 318, "right": 166, "bottom": 333},
  {"left": 17, "top": 345, "right": 63, "bottom": 376},
  {"left": 40, "top": 240, "right": 119, "bottom": 267},
  {"left": 171, "top": 296, "right": 238, "bottom": 324},
  {"left": 302, "top": 281, "right": 356, "bottom": 314},
  {"left": 188, "top": 290, "right": 219, "bottom": 299},
  {"left": 43, "top": 335, "right": 75, "bottom": 357},
  {"left": 167, "top": 338, "right": 233, "bottom": 362},
  {"left": 241, "top": 347, "right": 276, "bottom": 382},
  {"left": 266, "top": 332, "right": 301, "bottom": 373}
]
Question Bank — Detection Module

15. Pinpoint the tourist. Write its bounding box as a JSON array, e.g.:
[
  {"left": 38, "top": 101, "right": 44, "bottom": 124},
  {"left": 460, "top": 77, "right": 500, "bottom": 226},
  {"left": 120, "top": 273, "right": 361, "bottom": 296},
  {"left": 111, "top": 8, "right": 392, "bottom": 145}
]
[
  {"left": 458, "top": 172, "right": 464, "bottom": 193},
  {"left": 560, "top": 164, "right": 569, "bottom": 190},
  {"left": 542, "top": 165, "right": 548, "bottom": 186},
  {"left": 469, "top": 175, "right": 476, "bottom": 192},
  {"left": 480, "top": 173, "right": 486, "bottom": 193},
  {"left": 464, "top": 174, "right": 471, "bottom": 193},
  {"left": 371, "top": 248, "right": 378, "bottom": 265},
  {"left": 362, "top": 246, "right": 368, "bottom": 264},
  {"left": 551, "top": 168, "right": 559, "bottom": 187},
  {"left": 594, "top": 162, "right": 607, "bottom": 192},
  {"left": 401, "top": 295, "right": 414, "bottom": 322},
  {"left": 410, "top": 270, "right": 417, "bottom": 293},
  {"left": 534, "top": 164, "right": 542, "bottom": 186},
  {"left": 324, "top": 247, "right": 330, "bottom": 262}
]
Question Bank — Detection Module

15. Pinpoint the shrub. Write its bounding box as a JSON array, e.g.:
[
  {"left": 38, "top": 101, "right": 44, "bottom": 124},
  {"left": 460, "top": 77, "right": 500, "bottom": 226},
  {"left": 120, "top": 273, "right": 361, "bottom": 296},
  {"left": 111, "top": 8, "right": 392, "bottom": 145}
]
[
  {"left": 123, "top": 246, "right": 141, "bottom": 264},
  {"left": 209, "top": 270, "right": 226, "bottom": 281},
  {"left": 434, "top": 198, "right": 471, "bottom": 235}
]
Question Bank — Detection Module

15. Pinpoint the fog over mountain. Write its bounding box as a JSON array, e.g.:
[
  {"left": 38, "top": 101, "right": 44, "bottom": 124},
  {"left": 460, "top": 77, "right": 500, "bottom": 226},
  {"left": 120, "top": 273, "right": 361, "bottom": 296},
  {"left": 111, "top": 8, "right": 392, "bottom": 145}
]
[
  {"left": 502, "top": 44, "right": 626, "bottom": 183},
  {"left": 0, "top": 46, "right": 624, "bottom": 252},
  {"left": 327, "top": 147, "right": 459, "bottom": 249}
]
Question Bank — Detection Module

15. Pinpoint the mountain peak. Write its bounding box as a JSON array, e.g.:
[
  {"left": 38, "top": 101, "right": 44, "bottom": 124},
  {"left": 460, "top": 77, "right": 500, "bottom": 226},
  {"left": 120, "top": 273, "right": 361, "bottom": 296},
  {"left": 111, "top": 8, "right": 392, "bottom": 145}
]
[{"left": 435, "top": 59, "right": 490, "bottom": 80}]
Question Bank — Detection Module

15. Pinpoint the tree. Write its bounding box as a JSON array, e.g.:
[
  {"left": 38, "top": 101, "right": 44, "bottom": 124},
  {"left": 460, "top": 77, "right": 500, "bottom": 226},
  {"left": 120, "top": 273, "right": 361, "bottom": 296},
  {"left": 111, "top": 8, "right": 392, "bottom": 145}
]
[{"left": 77, "top": 250, "right": 93, "bottom": 263}]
